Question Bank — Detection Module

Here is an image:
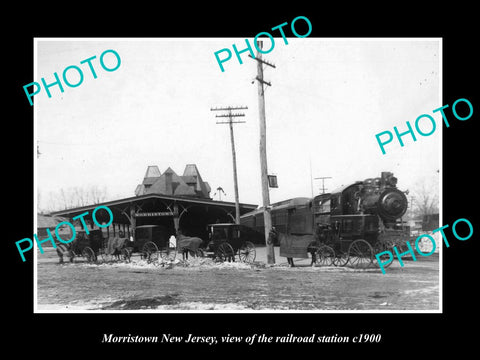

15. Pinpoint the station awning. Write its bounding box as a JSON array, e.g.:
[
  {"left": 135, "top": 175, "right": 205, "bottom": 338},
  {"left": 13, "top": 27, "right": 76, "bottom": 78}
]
[{"left": 50, "top": 194, "right": 258, "bottom": 240}]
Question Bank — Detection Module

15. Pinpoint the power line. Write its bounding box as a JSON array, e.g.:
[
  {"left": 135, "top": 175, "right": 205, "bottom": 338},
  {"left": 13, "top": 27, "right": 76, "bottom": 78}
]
[
  {"left": 314, "top": 177, "right": 332, "bottom": 194},
  {"left": 210, "top": 106, "right": 248, "bottom": 224}
]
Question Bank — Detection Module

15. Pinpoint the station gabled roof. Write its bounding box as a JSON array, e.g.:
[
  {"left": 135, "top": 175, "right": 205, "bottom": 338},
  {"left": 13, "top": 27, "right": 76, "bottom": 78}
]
[
  {"left": 50, "top": 193, "right": 258, "bottom": 222},
  {"left": 144, "top": 165, "right": 161, "bottom": 178},
  {"left": 37, "top": 214, "right": 71, "bottom": 228},
  {"left": 136, "top": 164, "right": 212, "bottom": 199}
]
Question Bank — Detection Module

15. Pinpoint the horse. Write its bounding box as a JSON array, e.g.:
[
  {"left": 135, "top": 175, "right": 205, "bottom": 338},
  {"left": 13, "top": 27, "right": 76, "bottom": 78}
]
[
  {"left": 176, "top": 234, "right": 204, "bottom": 261},
  {"left": 106, "top": 235, "right": 128, "bottom": 261},
  {"left": 56, "top": 243, "right": 74, "bottom": 264}
]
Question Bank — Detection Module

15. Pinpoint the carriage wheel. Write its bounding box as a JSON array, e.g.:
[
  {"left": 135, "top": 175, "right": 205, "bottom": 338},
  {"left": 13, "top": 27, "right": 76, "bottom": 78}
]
[
  {"left": 333, "top": 253, "right": 349, "bottom": 267},
  {"left": 159, "top": 245, "right": 177, "bottom": 261},
  {"left": 121, "top": 247, "right": 132, "bottom": 263},
  {"left": 216, "top": 243, "right": 235, "bottom": 262},
  {"left": 348, "top": 239, "right": 374, "bottom": 269},
  {"left": 142, "top": 242, "right": 159, "bottom": 264},
  {"left": 82, "top": 247, "right": 96, "bottom": 263},
  {"left": 238, "top": 241, "right": 256, "bottom": 263},
  {"left": 316, "top": 245, "right": 335, "bottom": 266},
  {"left": 373, "top": 242, "right": 394, "bottom": 269}
]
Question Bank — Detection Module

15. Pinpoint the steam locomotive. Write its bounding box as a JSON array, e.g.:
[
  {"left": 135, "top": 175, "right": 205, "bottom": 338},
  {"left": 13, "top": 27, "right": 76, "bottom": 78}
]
[{"left": 240, "top": 172, "right": 412, "bottom": 267}]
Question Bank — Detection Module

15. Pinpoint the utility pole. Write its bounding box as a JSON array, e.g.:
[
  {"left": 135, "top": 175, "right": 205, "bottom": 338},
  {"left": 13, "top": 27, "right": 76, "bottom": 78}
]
[
  {"left": 251, "top": 40, "right": 276, "bottom": 264},
  {"left": 211, "top": 106, "right": 247, "bottom": 224},
  {"left": 314, "top": 177, "right": 332, "bottom": 194},
  {"left": 409, "top": 195, "right": 416, "bottom": 216},
  {"left": 309, "top": 156, "right": 314, "bottom": 197}
]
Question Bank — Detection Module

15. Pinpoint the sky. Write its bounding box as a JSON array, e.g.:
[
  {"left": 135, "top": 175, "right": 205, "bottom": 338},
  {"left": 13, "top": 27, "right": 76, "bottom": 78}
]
[{"left": 35, "top": 38, "right": 441, "bottom": 211}]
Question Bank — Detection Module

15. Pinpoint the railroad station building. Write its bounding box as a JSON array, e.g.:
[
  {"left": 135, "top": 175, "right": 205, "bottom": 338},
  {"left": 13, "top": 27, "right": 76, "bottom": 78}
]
[{"left": 49, "top": 164, "right": 257, "bottom": 242}]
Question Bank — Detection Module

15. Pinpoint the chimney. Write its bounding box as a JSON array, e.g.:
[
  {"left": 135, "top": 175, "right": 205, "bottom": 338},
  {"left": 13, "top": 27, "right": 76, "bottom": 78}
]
[{"left": 165, "top": 172, "right": 173, "bottom": 195}]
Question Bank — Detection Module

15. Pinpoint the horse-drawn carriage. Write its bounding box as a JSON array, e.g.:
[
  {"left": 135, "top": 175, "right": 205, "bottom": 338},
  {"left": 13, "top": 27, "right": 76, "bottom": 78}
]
[
  {"left": 206, "top": 223, "right": 256, "bottom": 263},
  {"left": 133, "top": 225, "right": 176, "bottom": 263},
  {"left": 65, "top": 229, "right": 105, "bottom": 263},
  {"left": 176, "top": 224, "right": 256, "bottom": 263},
  {"left": 277, "top": 226, "right": 375, "bottom": 268},
  {"left": 58, "top": 222, "right": 256, "bottom": 265},
  {"left": 58, "top": 225, "right": 176, "bottom": 264},
  {"left": 57, "top": 229, "right": 132, "bottom": 263}
]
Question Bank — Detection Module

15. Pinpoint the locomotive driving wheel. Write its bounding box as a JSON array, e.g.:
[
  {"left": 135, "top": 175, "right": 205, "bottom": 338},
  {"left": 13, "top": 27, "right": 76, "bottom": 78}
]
[
  {"left": 348, "top": 239, "right": 374, "bottom": 269},
  {"left": 216, "top": 242, "right": 235, "bottom": 262}
]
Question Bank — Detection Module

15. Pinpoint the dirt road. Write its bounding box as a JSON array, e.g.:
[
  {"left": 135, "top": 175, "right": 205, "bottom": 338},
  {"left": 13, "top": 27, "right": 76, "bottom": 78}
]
[{"left": 36, "top": 246, "right": 439, "bottom": 311}]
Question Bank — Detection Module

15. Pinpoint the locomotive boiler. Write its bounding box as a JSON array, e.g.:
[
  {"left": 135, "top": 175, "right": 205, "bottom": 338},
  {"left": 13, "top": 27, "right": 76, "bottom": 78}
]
[{"left": 356, "top": 172, "right": 408, "bottom": 226}]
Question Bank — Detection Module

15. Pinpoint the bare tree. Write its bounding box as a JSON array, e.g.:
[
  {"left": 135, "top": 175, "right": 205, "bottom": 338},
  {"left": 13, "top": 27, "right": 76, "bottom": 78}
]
[
  {"left": 90, "top": 185, "right": 107, "bottom": 204},
  {"left": 410, "top": 179, "right": 439, "bottom": 219},
  {"left": 60, "top": 188, "right": 69, "bottom": 210},
  {"left": 43, "top": 185, "right": 108, "bottom": 212}
]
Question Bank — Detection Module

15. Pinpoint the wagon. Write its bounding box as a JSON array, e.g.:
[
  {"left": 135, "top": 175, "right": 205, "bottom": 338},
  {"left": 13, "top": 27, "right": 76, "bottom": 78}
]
[
  {"left": 133, "top": 225, "right": 176, "bottom": 264},
  {"left": 68, "top": 229, "right": 105, "bottom": 263},
  {"left": 65, "top": 229, "right": 131, "bottom": 263},
  {"left": 311, "top": 213, "right": 414, "bottom": 269},
  {"left": 278, "top": 224, "right": 407, "bottom": 269},
  {"left": 100, "top": 232, "right": 132, "bottom": 263},
  {"left": 202, "top": 223, "right": 256, "bottom": 263},
  {"left": 278, "top": 232, "right": 336, "bottom": 267}
]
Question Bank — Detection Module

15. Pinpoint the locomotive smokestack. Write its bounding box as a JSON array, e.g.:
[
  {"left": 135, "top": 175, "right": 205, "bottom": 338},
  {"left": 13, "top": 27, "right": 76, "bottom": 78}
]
[{"left": 381, "top": 171, "right": 397, "bottom": 187}]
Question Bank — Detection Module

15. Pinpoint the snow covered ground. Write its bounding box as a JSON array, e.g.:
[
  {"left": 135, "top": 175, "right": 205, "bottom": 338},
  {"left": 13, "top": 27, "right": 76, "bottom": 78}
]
[{"left": 35, "top": 246, "right": 440, "bottom": 312}]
